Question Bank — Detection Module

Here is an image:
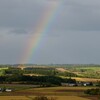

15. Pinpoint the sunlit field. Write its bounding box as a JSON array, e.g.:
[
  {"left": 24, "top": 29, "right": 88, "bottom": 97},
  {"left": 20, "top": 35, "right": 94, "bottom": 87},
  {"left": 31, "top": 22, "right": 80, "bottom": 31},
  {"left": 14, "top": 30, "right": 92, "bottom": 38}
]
[
  {"left": 0, "top": 96, "right": 90, "bottom": 100},
  {"left": 0, "top": 86, "right": 99, "bottom": 100}
]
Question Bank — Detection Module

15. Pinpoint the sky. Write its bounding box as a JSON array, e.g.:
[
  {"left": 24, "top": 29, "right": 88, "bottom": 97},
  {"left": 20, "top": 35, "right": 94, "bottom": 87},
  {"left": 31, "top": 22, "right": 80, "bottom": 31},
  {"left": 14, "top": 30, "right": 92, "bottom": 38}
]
[{"left": 0, "top": 0, "right": 100, "bottom": 64}]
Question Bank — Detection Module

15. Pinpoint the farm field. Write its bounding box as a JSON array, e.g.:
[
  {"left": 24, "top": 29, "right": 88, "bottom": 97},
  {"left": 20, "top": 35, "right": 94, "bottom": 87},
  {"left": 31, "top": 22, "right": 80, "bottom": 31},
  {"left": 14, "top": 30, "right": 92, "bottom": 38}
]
[
  {"left": 0, "top": 65, "right": 100, "bottom": 100},
  {"left": 0, "top": 86, "right": 99, "bottom": 100},
  {"left": 0, "top": 96, "right": 91, "bottom": 100},
  {"left": 72, "top": 77, "right": 100, "bottom": 82},
  {"left": 59, "top": 75, "right": 100, "bottom": 82},
  {"left": 64, "top": 66, "right": 100, "bottom": 78},
  {"left": 0, "top": 86, "right": 95, "bottom": 96}
]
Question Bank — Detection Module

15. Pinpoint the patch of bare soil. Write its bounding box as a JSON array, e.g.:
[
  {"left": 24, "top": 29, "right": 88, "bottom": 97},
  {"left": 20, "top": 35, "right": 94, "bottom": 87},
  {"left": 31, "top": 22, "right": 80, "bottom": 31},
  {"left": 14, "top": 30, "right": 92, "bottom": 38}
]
[{"left": 56, "top": 68, "right": 68, "bottom": 72}]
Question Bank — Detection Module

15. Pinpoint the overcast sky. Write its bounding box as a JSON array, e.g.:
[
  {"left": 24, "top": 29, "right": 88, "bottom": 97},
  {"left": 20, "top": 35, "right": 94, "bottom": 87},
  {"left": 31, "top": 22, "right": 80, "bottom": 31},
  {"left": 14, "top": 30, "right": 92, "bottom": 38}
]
[{"left": 0, "top": 0, "right": 100, "bottom": 64}]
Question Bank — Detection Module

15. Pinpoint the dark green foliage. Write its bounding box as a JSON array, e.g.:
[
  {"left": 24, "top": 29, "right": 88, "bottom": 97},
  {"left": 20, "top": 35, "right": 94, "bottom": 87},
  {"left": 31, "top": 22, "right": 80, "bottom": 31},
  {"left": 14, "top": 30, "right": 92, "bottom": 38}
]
[
  {"left": 0, "top": 75, "right": 76, "bottom": 86},
  {"left": 64, "top": 78, "right": 76, "bottom": 84},
  {"left": 5, "top": 68, "right": 23, "bottom": 75},
  {"left": 0, "top": 76, "right": 6, "bottom": 83},
  {"left": 96, "top": 81, "right": 100, "bottom": 87},
  {"left": 1, "top": 64, "right": 100, "bottom": 79},
  {"left": 84, "top": 88, "right": 100, "bottom": 95},
  {"left": 23, "top": 68, "right": 56, "bottom": 76},
  {"left": 57, "top": 72, "right": 77, "bottom": 77},
  {"left": 34, "top": 96, "right": 48, "bottom": 100}
]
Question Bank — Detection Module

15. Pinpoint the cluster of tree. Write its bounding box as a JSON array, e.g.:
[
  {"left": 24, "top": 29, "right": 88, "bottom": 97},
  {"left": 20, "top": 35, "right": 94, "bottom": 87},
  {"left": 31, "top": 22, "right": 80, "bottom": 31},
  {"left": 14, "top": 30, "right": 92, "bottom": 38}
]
[
  {"left": 2, "top": 67, "right": 77, "bottom": 78},
  {"left": 57, "top": 72, "right": 78, "bottom": 77},
  {"left": 23, "top": 68, "right": 78, "bottom": 77},
  {"left": 0, "top": 67, "right": 56, "bottom": 76},
  {"left": 5, "top": 68, "right": 23, "bottom": 75},
  {"left": 23, "top": 68, "right": 56, "bottom": 76},
  {"left": 0, "top": 75, "right": 76, "bottom": 86},
  {"left": 2, "top": 66, "right": 100, "bottom": 79},
  {"left": 84, "top": 88, "right": 100, "bottom": 95}
]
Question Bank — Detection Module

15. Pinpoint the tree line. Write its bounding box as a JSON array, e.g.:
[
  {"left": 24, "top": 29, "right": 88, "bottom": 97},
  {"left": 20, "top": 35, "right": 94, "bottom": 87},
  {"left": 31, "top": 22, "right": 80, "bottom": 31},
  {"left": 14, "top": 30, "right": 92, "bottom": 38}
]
[{"left": 0, "top": 75, "right": 76, "bottom": 86}]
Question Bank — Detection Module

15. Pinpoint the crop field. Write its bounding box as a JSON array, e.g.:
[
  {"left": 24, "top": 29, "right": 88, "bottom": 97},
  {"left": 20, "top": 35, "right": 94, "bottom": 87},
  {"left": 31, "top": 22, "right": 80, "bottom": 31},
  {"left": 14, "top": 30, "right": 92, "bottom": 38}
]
[
  {"left": 0, "top": 65, "right": 100, "bottom": 100},
  {"left": 0, "top": 96, "right": 91, "bottom": 100},
  {"left": 70, "top": 77, "right": 100, "bottom": 82},
  {"left": 0, "top": 86, "right": 99, "bottom": 100},
  {"left": 60, "top": 76, "right": 100, "bottom": 82},
  {"left": 0, "top": 86, "right": 94, "bottom": 96},
  {"left": 64, "top": 66, "right": 100, "bottom": 78}
]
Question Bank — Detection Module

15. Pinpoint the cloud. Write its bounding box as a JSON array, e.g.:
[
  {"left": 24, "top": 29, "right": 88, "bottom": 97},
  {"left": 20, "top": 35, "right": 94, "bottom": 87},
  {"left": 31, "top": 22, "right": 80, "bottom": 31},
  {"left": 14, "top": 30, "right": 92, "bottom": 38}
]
[
  {"left": 0, "top": 0, "right": 100, "bottom": 35},
  {"left": 0, "top": 0, "right": 100, "bottom": 64},
  {"left": 0, "top": 0, "right": 49, "bottom": 30},
  {"left": 49, "top": 0, "right": 100, "bottom": 31},
  {"left": 10, "top": 28, "right": 28, "bottom": 34}
]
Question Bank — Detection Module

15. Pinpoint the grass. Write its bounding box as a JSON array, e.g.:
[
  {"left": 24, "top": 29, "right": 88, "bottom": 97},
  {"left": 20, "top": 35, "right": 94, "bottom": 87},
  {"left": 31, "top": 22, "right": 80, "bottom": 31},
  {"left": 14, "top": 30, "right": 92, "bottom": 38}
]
[{"left": 65, "top": 66, "right": 100, "bottom": 78}]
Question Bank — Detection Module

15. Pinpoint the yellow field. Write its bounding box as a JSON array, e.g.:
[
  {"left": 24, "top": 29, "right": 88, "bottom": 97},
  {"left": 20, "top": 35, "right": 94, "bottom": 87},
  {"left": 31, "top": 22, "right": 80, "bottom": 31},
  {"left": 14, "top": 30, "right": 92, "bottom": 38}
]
[
  {"left": 0, "top": 96, "right": 90, "bottom": 100},
  {"left": 30, "top": 86, "right": 94, "bottom": 92},
  {"left": 17, "top": 86, "right": 93, "bottom": 96},
  {"left": 60, "top": 76, "right": 100, "bottom": 82},
  {"left": 72, "top": 77, "right": 100, "bottom": 82},
  {"left": 56, "top": 68, "right": 68, "bottom": 72}
]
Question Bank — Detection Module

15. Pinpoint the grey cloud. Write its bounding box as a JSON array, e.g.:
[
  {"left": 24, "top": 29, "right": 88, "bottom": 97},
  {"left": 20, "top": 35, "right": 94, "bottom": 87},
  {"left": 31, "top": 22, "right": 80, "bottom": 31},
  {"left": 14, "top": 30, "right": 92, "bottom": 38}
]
[
  {"left": 50, "top": 0, "right": 100, "bottom": 31},
  {"left": 0, "top": 0, "right": 99, "bottom": 32},
  {"left": 31, "top": 31, "right": 100, "bottom": 64},
  {"left": 0, "top": 0, "right": 100, "bottom": 64},
  {"left": 10, "top": 28, "right": 28, "bottom": 34},
  {"left": 0, "top": 0, "right": 100, "bottom": 33},
  {"left": 0, "top": 0, "right": 50, "bottom": 29}
]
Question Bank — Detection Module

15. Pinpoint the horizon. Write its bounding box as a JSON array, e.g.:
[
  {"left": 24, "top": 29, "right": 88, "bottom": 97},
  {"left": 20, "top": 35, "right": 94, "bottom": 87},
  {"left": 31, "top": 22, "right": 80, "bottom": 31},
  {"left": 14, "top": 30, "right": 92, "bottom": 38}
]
[{"left": 0, "top": 63, "right": 100, "bottom": 66}]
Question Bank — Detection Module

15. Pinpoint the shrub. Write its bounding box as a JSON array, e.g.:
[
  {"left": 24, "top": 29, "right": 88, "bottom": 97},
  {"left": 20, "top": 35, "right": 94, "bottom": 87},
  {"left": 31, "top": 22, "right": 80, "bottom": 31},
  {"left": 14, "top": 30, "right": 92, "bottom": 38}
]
[
  {"left": 84, "top": 88, "right": 100, "bottom": 95},
  {"left": 33, "top": 95, "right": 56, "bottom": 100}
]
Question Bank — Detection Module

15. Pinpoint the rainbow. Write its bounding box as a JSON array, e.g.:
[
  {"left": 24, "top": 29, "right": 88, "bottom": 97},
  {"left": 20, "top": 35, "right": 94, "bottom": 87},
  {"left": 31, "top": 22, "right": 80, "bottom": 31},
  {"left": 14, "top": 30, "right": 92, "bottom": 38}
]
[{"left": 21, "top": 1, "right": 62, "bottom": 64}]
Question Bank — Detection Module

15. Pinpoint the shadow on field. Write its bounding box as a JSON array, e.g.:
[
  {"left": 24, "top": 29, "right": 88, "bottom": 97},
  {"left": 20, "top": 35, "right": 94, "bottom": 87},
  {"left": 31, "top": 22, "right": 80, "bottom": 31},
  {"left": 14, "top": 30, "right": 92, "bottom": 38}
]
[
  {"left": 26, "top": 96, "right": 34, "bottom": 100},
  {"left": 25, "top": 96, "right": 57, "bottom": 100}
]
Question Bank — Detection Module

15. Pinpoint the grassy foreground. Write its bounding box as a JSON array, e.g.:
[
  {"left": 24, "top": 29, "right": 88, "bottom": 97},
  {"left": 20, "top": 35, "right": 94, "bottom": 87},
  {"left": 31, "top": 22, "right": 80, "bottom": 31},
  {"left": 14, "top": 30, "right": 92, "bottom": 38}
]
[
  {"left": 0, "top": 96, "right": 90, "bottom": 100},
  {"left": 0, "top": 86, "right": 99, "bottom": 100}
]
